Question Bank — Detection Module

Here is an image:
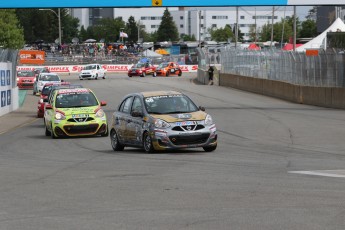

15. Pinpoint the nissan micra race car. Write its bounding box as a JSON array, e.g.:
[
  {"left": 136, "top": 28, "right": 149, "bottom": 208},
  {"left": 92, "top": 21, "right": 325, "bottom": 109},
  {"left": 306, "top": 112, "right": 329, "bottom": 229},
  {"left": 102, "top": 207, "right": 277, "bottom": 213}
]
[
  {"left": 44, "top": 88, "right": 108, "bottom": 138},
  {"left": 110, "top": 91, "right": 217, "bottom": 153}
]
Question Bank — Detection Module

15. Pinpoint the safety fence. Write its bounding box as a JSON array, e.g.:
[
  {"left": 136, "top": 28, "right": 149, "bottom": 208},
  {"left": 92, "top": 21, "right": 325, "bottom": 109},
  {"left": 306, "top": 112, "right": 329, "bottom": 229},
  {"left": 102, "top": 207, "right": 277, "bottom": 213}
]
[{"left": 220, "top": 48, "right": 345, "bottom": 88}]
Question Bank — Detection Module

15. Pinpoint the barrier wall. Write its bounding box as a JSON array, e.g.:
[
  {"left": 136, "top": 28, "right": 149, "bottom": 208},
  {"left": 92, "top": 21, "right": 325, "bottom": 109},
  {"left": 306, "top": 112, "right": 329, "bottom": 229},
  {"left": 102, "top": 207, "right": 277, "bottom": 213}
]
[{"left": 218, "top": 73, "right": 345, "bottom": 109}]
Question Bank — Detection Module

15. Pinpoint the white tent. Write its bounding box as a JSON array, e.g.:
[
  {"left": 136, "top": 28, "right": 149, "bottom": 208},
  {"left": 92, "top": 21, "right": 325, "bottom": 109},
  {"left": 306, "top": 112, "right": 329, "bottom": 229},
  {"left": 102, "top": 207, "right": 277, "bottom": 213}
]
[
  {"left": 142, "top": 49, "right": 162, "bottom": 57},
  {"left": 296, "top": 18, "right": 345, "bottom": 51}
]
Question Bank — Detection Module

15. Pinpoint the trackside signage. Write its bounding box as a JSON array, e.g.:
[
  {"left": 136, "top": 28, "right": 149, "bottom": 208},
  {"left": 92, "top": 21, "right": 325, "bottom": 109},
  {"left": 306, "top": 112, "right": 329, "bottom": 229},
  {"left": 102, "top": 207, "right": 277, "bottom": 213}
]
[
  {"left": 0, "top": 63, "right": 13, "bottom": 116},
  {"left": 16, "top": 65, "right": 198, "bottom": 73},
  {"left": 0, "top": 0, "right": 343, "bottom": 8}
]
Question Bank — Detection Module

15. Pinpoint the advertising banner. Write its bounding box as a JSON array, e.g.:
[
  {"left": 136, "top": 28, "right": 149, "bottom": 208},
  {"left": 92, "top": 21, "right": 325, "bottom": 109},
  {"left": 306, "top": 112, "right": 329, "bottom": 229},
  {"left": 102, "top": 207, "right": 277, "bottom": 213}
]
[
  {"left": 0, "top": 62, "right": 13, "bottom": 116},
  {"left": 19, "top": 50, "right": 45, "bottom": 65}
]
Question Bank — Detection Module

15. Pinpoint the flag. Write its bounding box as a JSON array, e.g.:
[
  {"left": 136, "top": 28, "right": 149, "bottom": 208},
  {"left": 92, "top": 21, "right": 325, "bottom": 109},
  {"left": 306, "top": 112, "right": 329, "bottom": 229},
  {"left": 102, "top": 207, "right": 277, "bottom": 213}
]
[{"left": 120, "top": 32, "right": 128, "bottom": 38}]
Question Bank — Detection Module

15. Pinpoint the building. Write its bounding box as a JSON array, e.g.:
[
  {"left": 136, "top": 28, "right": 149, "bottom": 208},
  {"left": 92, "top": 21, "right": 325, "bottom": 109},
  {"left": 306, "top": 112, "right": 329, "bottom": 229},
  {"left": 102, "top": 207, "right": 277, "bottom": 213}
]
[{"left": 71, "top": 7, "right": 295, "bottom": 42}]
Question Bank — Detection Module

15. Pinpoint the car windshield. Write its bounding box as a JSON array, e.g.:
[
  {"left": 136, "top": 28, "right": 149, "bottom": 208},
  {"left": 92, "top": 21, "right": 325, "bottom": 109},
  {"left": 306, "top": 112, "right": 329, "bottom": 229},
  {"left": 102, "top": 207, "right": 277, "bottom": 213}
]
[
  {"left": 17, "top": 71, "right": 35, "bottom": 77},
  {"left": 55, "top": 92, "right": 98, "bottom": 108},
  {"left": 41, "top": 85, "right": 56, "bottom": 96},
  {"left": 134, "top": 63, "right": 144, "bottom": 68},
  {"left": 39, "top": 74, "right": 60, "bottom": 81},
  {"left": 144, "top": 94, "right": 199, "bottom": 114},
  {"left": 158, "top": 63, "right": 169, "bottom": 68},
  {"left": 84, "top": 65, "right": 97, "bottom": 70}
]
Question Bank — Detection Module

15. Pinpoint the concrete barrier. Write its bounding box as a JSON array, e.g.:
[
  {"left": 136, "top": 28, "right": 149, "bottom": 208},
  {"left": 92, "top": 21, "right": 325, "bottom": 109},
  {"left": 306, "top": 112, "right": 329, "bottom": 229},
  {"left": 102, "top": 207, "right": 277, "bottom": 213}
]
[{"left": 217, "top": 73, "right": 345, "bottom": 110}]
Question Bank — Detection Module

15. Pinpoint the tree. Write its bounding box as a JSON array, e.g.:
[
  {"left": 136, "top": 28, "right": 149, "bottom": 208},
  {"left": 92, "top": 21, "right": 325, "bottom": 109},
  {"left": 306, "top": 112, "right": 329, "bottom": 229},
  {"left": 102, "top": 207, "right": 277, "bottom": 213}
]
[
  {"left": 85, "top": 17, "right": 125, "bottom": 43},
  {"left": 0, "top": 9, "right": 25, "bottom": 49},
  {"left": 125, "top": 16, "right": 138, "bottom": 43},
  {"left": 209, "top": 24, "right": 233, "bottom": 42},
  {"left": 181, "top": 34, "right": 196, "bottom": 41},
  {"left": 299, "top": 19, "right": 317, "bottom": 38},
  {"left": 156, "top": 8, "right": 179, "bottom": 42}
]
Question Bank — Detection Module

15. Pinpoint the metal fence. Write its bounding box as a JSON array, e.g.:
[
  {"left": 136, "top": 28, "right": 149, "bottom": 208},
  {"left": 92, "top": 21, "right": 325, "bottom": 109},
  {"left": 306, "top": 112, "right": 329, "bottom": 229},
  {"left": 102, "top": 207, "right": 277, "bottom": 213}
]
[
  {"left": 219, "top": 48, "right": 345, "bottom": 87},
  {"left": 0, "top": 49, "right": 19, "bottom": 88}
]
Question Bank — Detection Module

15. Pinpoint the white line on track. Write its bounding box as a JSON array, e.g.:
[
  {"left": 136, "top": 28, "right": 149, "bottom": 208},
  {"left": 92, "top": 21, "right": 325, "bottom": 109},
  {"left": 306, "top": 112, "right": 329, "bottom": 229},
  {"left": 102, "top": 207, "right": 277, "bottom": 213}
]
[{"left": 289, "top": 170, "right": 345, "bottom": 178}]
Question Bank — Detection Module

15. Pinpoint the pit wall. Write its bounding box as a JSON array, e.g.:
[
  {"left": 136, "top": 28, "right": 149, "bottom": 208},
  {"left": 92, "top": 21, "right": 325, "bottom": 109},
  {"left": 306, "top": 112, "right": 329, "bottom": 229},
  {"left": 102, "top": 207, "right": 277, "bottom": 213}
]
[{"left": 197, "top": 68, "right": 345, "bottom": 109}]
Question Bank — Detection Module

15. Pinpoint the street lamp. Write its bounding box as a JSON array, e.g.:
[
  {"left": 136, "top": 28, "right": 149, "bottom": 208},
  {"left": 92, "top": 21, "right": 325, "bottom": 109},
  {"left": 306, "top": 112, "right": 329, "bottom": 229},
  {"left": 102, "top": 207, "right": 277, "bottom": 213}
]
[{"left": 39, "top": 8, "right": 62, "bottom": 46}]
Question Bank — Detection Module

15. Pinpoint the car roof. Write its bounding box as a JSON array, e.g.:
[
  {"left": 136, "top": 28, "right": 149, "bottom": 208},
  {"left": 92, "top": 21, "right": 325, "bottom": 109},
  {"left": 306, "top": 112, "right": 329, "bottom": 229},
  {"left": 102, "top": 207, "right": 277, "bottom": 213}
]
[
  {"left": 141, "top": 90, "right": 182, "bottom": 97},
  {"left": 39, "top": 73, "right": 58, "bottom": 76}
]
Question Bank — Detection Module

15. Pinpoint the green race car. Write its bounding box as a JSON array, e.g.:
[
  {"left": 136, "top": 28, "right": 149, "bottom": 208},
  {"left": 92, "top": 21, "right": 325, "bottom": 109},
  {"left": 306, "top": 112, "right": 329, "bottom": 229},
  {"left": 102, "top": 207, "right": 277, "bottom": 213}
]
[{"left": 44, "top": 88, "right": 108, "bottom": 138}]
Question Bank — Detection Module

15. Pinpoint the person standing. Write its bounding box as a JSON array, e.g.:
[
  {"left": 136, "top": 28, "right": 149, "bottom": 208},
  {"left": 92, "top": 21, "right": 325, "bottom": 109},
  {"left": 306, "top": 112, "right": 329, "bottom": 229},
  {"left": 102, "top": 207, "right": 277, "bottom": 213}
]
[{"left": 208, "top": 65, "right": 214, "bottom": 85}]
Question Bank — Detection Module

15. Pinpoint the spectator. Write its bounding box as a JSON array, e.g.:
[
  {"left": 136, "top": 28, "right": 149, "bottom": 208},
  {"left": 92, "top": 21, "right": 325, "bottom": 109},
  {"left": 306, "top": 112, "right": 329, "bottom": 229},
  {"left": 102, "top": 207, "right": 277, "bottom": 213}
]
[{"left": 208, "top": 65, "right": 214, "bottom": 85}]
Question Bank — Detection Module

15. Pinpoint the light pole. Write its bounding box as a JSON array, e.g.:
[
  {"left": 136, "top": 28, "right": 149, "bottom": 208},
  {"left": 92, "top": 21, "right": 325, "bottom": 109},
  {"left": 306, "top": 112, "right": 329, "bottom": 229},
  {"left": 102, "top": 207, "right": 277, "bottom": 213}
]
[
  {"left": 120, "top": 28, "right": 124, "bottom": 44},
  {"left": 39, "top": 8, "right": 62, "bottom": 46}
]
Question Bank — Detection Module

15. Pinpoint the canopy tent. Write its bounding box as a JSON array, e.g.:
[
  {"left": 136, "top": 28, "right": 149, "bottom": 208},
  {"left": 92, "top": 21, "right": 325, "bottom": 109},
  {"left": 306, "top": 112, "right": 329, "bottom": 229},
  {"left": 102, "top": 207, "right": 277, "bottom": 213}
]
[
  {"left": 282, "top": 43, "right": 303, "bottom": 51},
  {"left": 248, "top": 43, "right": 261, "bottom": 50},
  {"left": 296, "top": 18, "right": 345, "bottom": 51},
  {"left": 142, "top": 49, "right": 162, "bottom": 57}
]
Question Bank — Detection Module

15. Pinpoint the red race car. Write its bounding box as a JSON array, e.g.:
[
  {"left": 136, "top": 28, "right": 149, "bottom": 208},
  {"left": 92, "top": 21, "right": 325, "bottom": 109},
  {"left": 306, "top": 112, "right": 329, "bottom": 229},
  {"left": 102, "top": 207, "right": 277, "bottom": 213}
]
[
  {"left": 16, "top": 70, "right": 36, "bottom": 89},
  {"left": 128, "top": 62, "right": 157, "bottom": 77},
  {"left": 37, "top": 82, "right": 72, "bottom": 118}
]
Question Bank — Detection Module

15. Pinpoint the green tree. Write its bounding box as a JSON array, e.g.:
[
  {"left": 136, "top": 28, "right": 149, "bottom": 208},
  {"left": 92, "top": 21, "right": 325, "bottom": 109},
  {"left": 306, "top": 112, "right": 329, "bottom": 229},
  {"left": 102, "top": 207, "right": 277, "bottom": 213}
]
[
  {"left": 156, "top": 8, "right": 179, "bottom": 42},
  {"left": 0, "top": 9, "right": 25, "bottom": 49},
  {"left": 85, "top": 17, "right": 125, "bottom": 43},
  {"left": 209, "top": 24, "right": 233, "bottom": 42},
  {"left": 61, "top": 13, "right": 80, "bottom": 44},
  {"left": 79, "top": 26, "right": 88, "bottom": 42},
  {"left": 125, "top": 16, "right": 138, "bottom": 43},
  {"left": 299, "top": 19, "right": 317, "bottom": 38},
  {"left": 181, "top": 34, "right": 196, "bottom": 41}
]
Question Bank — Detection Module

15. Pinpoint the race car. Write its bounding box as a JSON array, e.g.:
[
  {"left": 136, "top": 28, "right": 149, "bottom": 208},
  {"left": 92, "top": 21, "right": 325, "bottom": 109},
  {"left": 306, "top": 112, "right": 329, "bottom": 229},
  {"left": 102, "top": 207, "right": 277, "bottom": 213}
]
[
  {"left": 128, "top": 62, "right": 157, "bottom": 77},
  {"left": 44, "top": 88, "right": 108, "bottom": 138},
  {"left": 16, "top": 70, "right": 36, "bottom": 89},
  {"left": 155, "top": 62, "right": 182, "bottom": 77},
  {"left": 33, "top": 73, "right": 63, "bottom": 95}
]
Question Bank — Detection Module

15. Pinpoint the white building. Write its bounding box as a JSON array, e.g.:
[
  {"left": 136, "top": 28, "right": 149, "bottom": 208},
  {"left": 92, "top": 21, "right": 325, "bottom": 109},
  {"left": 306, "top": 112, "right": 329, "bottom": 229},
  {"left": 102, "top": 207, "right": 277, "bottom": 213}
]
[{"left": 71, "top": 7, "right": 295, "bottom": 42}]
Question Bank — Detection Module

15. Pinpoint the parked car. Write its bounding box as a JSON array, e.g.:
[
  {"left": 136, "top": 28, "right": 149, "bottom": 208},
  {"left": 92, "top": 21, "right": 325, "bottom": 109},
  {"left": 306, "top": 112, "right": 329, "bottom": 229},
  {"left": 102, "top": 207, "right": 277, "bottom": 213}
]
[
  {"left": 109, "top": 91, "right": 217, "bottom": 153},
  {"left": 37, "top": 82, "right": 83, "bottom": 118},
  {"left": 33, "top": 67, "right": 50, "bottom": 77},
  {"left": 128, "top": 62, "right": 157, "bottom": 77},
  {"left": 44, "top": 88, "right": 108, "bottom": 138},
  {"left": 33, "top": 73, "right": 63, "bottom": 95},
  {"left": 79, "top": 64, "right": 106, "bottom": 80},
  {"left": 155, "top": 62, "right": 182, "bottom": 77},
  {"left": 16, "top": 70, "right": 36, "bottom": 89}
]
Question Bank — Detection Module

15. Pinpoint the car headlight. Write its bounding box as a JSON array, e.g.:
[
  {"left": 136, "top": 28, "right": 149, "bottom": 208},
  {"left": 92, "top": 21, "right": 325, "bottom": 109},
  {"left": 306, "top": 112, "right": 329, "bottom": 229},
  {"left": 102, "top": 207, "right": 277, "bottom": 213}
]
[
  {"left": 205, "top": 114, "right": 213, "bottom": 125},
  {"left": 55, "top": 112, "right": 66, "bottom": 120},
  {"left": 154, "top": 119, "right": 170, "bottom": 128},
  {"left": 95, "top": 109, "right": 105, "bottom": 118},
  {"left": 16, "top": 77, "right": 19, "bottom": 82}
]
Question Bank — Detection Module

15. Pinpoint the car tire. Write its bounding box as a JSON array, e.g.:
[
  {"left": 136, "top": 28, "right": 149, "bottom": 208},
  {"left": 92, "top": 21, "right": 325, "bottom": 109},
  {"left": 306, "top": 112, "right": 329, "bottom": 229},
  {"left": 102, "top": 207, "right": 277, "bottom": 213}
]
[
  {"left": 128, "top": 75, "right": 132, "bottom": 78},
  {"left": 153, "top": 72, "right": 157, "bottom": 77},
  {"left": 95, "top": 74, "right": 98, "bottom": 80},
  {"left": 51, "top": 125, "right": 57, "bottom": 139},
  {"left": 178, "top": 70, "right": 182, "bottom": 77},
  {"left": 166, "top": 71, "right": 170, "bottom": 77},
  {"left": 45, "top": 122, "right": 51, "bottom": 136},
  {"left": 101, "top": 127, "right": 109, "bottom": 137},
  {"left": 102, "top": 74, "right": 106, "bottom": 79},
  {"left": 203, "top": 144, "right": 217, "bottom": 152},
  {"left": 110, "top": 130, "right": 124, "bottom": 151},
  {"left": 141, "top": 72, "right": 146, "bottom": 77},
  {"left": 143, "top": 131, "right": 155, "bottom": 153}
]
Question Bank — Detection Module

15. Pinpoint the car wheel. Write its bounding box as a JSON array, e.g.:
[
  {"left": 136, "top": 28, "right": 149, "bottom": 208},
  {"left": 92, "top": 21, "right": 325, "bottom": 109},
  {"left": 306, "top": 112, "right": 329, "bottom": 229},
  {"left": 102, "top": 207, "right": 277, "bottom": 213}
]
[
  {"left": 166, "top": 71, "right": 170, "bottom": 77},
  {"left": 178, "top": 70, "right": 182, "bottom": 77},
  {"left": 141, "top": 72, "right": 146, "bottom": 77},
  {"left": 33, "top": 89, "right": 36, "bottom": 95},
  {"left": 45, "top": 122, "right": 51, "bottom": 136},
  {"left": 102, "top": 74, "right": 106, "bottom": 79},
  {"left": 143, "top": 131, "right": 155, "bottom": 153},
  {"left": 101, "top": 127, "right": 109, "bottom": 137},
  {"left": 110, "top": 130, "right": 124, "bottom": 151},
  {"left": 51, "top": 125, "right": 57, "bottom": 139},
  {"left": 153, "top": 72, "right": 157, "bottom": 77},
  {"left": 128, "top": 75, "right": 132, "bottom": 78},
  {"left": 95, "top": 74, "right": 98, "bottom": 80},
  {"left": 203, "top": 144, "right": 217, "bottom": 152}
]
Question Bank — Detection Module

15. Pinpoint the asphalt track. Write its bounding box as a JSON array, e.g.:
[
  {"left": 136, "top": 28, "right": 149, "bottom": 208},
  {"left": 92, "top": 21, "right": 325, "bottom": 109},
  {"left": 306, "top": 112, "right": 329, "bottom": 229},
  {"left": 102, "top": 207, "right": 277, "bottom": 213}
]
[{"left": 1, "top": 73, "right": 345, "bottom": 230}]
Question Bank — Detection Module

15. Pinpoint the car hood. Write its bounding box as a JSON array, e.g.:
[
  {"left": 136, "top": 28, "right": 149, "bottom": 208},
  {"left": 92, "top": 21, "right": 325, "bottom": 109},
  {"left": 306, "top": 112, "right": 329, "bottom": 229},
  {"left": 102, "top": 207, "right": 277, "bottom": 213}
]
[
  {"left": 57, "top": 106, "right": 99, "bottom": 116},
  {"left": 150, "top": 111, "right": 207, "bottom": 122}
]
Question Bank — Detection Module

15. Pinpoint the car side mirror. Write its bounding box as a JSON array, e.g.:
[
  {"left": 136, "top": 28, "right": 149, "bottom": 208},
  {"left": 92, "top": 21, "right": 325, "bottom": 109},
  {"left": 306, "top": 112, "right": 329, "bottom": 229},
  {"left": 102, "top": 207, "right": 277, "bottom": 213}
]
[
  {"left": 199, "top": 106, "right": 205, "bottom": 111},
  {"left": 46, "top": 104, "right": 53, "bottom": 110},
  {"left": 100, "top": 101, "right": 107, "bottom": 106}
]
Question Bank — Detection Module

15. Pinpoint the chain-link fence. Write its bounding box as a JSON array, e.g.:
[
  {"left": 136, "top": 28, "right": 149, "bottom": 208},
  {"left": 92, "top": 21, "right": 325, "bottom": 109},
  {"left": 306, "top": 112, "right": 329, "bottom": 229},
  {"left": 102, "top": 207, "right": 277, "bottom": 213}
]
[{"left": 219, "top": 48, "right": 345, "bottom": 87}]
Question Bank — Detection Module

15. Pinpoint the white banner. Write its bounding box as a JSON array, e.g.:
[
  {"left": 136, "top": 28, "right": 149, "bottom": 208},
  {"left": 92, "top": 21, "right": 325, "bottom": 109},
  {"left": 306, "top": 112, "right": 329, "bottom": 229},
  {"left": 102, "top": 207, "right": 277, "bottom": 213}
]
[
  {"left": 0, "top": 62, "right": 16, "bottom": 116},
  {"left": 16, "top": 64, "right": 199, "bottom": 74}
]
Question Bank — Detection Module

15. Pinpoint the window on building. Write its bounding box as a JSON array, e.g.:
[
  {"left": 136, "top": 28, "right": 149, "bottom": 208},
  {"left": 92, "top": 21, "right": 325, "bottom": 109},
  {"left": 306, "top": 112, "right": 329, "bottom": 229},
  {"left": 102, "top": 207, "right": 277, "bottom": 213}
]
[
  {"left": 212, "top": 24, "right": 217, "bottom": 28},
  {"left": 212, "top": 16, "right": 228, "bottom": 19},
  {"left": 180, "top": 24, "right": 184, "bottom": 28},
  {"left": 180, "top": 16, "right": 183, "bottom": 20},
  {"left": 240, "top": 16, "right": 245, "bottom": 19}
]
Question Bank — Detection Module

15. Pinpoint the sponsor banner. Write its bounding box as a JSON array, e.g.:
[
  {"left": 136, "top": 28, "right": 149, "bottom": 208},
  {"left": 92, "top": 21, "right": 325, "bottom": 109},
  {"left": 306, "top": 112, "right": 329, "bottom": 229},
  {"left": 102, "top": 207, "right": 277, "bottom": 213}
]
[
  {"left": 19, "top": 50, "right": 45, "bottom": 65},
  {"left": 16, "top": 65, "right": 198, "bottom": 73},
  {"left": 0, "top": 62, "right": 14, "bottom": 116}
]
